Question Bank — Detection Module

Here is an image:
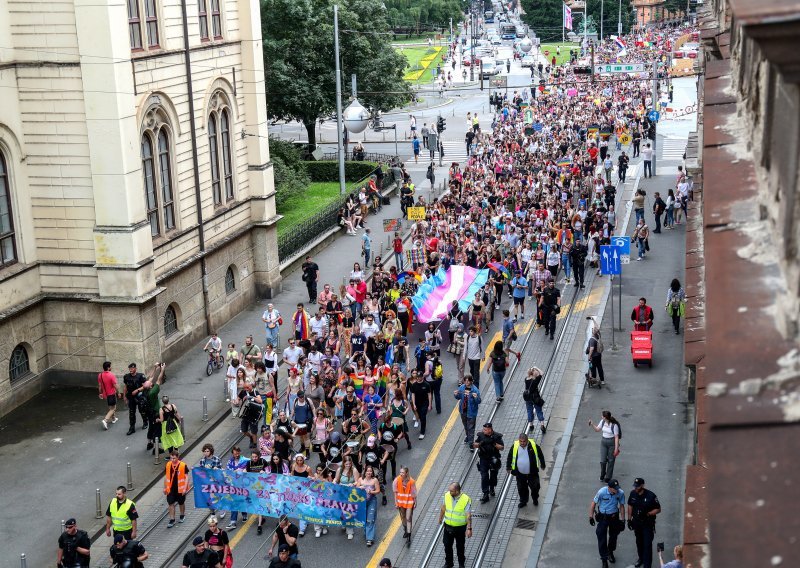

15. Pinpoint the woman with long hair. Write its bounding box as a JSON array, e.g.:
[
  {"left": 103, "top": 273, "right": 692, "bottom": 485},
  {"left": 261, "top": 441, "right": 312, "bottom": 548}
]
[
  {"left": 666, "top": 278, "right": 686, "bottom": 334},
  {"left": 487, "top": 340, "right": 509, "bottom": 401},
  {"left": 589, "top": 410, "right": 621, "bottom": 482}
]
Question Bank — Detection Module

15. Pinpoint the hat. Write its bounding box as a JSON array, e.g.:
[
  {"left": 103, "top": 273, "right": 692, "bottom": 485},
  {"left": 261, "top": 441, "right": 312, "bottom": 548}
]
[
  {"left": 278, "top": 544, "right": 290, "bottom": 553},
  {"left": 64, "top": 518, "right": 76, "bottom": 527},
  {"left": 192, "top": 536, "right": 204, "bottom": 546},
  {"left": 607, "top": 479, "right": 620, "bottom": 489},
  {"left": 128, "top": 363, "right": 137, "bottom": 369},
  {"left": 114, "top": 535, "right": 125, "bottom": 544},
  {"left": 633, "top": 478, "right": 645, "bottom": 488},
  {"left": 483, "top": 422, "right": 493, "bottom": 429}
]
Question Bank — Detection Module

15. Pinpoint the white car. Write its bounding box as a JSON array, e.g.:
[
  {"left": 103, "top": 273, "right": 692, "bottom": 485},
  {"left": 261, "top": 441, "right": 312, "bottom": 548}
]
[
  {"left": 490, "top": 35, "right": 502, "bottom": 45},
  {"left": 480, "top": 59, "right": 499, "bottom": 78},
  {"left": 521, "top": 55, "right": 535, "bottom": 68}
]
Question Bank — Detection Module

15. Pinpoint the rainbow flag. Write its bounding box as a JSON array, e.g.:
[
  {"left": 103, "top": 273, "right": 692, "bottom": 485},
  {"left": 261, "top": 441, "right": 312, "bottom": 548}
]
[
  {"left": 293, "top": 309, "right": 310, "bottom": 340},
  {"left": 557, "top": 157, "right": 573, "bottom": 167},
  {"left": 397, "top": 270, "right": 423, "bottom": 285},
  {"left": 350, "top": 372, "right": 364, "bottom": 399},
  {"left": 411, "top": 266, "right": 489, "bottom": 323},
  {"left": 374, "top": 366, "right": 390, "bottom": 398}
]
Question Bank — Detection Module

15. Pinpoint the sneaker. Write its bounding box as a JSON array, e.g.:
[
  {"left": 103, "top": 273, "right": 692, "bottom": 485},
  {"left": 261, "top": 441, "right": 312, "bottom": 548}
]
[
  {"left": 111, "top": 416, "right": 119, "bottom": 424},
  {"left": 167, "top": 519, "right": 175, "bottom": 528},
  {"left": 179, "top": 515, "right": 185, "bottom": 523},
  {"left": 257, "top": 525, "right": 263, "bottom": 535},
  {"left": 367, "top": 540, "right": 374, "bottom": 546},
  {"left": 322, "top": 527, "right": 328, "bottom": 535},
  {"left": 490, "top": 489, "right": 495, "bottom": 497},
  {"left": 225, "top": 522, "right": 237, "bottom": 530},
  {"left": 347, "top": 533, "right": 354, "bottom": 540},
  {"left": 413, "top": 420, "right": 419, "bottom": 428},
  {"left": 496, "top": 396, "right": 503, "bottom": 402},
  {"left": 480, "top": 494, "right": 490, "bottom": 504},
  {"left": 418, "top": 434, "right": 425, "bottom": 440},
  {"left": 315, "top": 528, "right": 321, "bottom": 537},
  {"left": 102, "top": 419, "right": 108, "bottom": 430},
  {"left": 142, "top": 422, "right": 148, "bottom": 430},
  {"left": 541, "top": 424, "right": 547, "bottom": 434},
  {"left": 218, "top": 511, "right": 226, "bottom": 519},
  {"left": 298, "top": 531, "right": 305, "bottom": 537}
]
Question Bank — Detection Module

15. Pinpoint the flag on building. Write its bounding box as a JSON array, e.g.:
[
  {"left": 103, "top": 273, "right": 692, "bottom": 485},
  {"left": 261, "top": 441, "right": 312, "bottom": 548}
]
[
  {"left": 411, "top": 266, "right": 489, "bottom": 323},
  {"left": 563, "top": 4, "right": 573, "bottom": 30}
]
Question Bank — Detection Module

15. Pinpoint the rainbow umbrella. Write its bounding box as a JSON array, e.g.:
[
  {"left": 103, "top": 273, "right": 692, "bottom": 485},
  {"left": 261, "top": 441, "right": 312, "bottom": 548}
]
[
  {"left": 397, "top": 270, "right": 423, "bottom": 285},
  {"left": 487, "top": 262, "right": 510, "bottom": 280}
]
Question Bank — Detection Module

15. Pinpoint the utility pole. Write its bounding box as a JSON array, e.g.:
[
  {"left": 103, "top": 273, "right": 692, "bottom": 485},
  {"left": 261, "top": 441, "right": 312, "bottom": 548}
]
[
  {"left": 651, "top": 55, "right": 659, "bottom": 176},
  {"left": 584, "top": 4, "right": 588, "bottom": 53},
  {"left": 590, "top": 44, "right": 595, "bottom": 84},
  {"left": 333, "top": 4, "right": 346, "bottom": 195},
  {"left": 600, "top": 0, "right": 604, "bottom": 40},
  {"left": 618, "top": 0, "right": 623, "bottom": 36}
]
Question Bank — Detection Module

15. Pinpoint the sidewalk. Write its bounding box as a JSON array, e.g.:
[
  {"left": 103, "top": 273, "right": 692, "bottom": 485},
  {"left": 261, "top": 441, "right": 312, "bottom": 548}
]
[{"left": 0, "top": 165, "right": 434, "bottom": 568}]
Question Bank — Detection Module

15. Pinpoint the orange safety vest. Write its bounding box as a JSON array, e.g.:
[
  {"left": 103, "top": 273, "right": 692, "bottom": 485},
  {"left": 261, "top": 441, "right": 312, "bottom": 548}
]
[
  {"left": 394, "top": 476, "right": 416, "bottom": 509},
  {"left": 165, "top": 460, "right": 189, "bottom": 494}
]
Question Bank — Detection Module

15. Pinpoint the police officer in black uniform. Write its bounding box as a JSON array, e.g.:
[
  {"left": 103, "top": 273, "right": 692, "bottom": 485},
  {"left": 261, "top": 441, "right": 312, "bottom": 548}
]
[
  {"left": 123, "top": 363, "right": 148, "bottom": 435},
  {"left": 539, "top": 280, "right": 561, "bottom": 340},
  {"left": 473, "top": 423, "right": 504, "bottom": 503},
  {"left": 182, "top": 536, "right": 222, "bottom": 568},
  {"left": 57, "top": 518, "right": 91, "bottom": 568},
  {"left": 109, "top": 534, "right": 149, "bottom": 567},
  {"left": 570, "top": 240, "right": 588, "bottom": 289},
  {"left": 627, "top": 478, "right": 661, "bottom": 568}
]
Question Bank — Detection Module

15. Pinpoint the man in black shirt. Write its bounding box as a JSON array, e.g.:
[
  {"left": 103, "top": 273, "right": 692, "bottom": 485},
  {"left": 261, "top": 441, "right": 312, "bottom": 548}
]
[
  {"left": 57, "top": 518, "right": 91, "bottom": 568},
  {"left": 627, "top": 478, "right": 661, "bottom": 568},
  {"left": 182, "top": 536, "right": 222, "bottom": 568},
  {"left": 123, "top": 363, "right": 148, "bottom": 435},
  {"left": 301, "top": 256, "right": 319, "bottom": 304},
  {"left": 539, "top": 280, "right": 561, "bottom": 340},
  {"left": 570, "top": 241, "right": 588, "bottom": 288},
  {"left": 409, "top": 374, "right": 432, "bottom": 440},
  {"left": 109, "top": 534, "right": 148, "bottom": 566},
  {"left": 247, "top": 451, "right": 269, "bottom": 534},
  {"left": 473, "top": 423, "right": 504, "bottom": 503},
  {"left": 269, "top": 517, "right": 299, "bottom": 559},
  {"left": 269, "top": 544, "right": 301, "bottom": 568},
  {"left": 237, "top": 383, "right": 263, "bottom": 449}
]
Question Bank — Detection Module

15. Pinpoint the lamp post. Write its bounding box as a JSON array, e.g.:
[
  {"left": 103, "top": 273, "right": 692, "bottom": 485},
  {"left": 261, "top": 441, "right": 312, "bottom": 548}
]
[
  {"left": 333, "top": 4, "right": 346, "bottom": 195},
  {"left": 618, "top": 0, "right": 623, "bottom": 36}
]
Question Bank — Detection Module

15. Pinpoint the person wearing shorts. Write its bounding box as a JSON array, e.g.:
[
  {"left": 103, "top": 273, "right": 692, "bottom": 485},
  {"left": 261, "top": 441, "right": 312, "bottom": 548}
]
[
  {"left": 164, "top": 451, "right": 191, "bottom": 529},
  {"left": 98, "top": 361, "right": 119, "bottom": 430},
  {"left": 510, "top": 271, "right": 528, "bottom": 320}
]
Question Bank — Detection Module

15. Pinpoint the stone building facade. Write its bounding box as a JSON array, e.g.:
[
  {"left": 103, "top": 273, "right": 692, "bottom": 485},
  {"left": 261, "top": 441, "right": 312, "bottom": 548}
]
[{"left": 0, "top": 0, "right": 280, "bottom": 416}]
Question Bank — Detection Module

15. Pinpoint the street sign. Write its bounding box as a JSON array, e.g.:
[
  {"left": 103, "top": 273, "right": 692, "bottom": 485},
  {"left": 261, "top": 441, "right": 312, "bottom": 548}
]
[
  {"left": 489, "top": 76, "right": 507, "bottom": 88},
  {"left": 593, "top": 63, "right": 645, "bottom": 74},
  {"left": 611, "top": 236, "right": 631, "bottom": 264},
  {"left": 647, "top": 110, "right": 661, "bottom": 122},
  {"left": 600, "top": 245, "right": 622, "bottom": 275}
]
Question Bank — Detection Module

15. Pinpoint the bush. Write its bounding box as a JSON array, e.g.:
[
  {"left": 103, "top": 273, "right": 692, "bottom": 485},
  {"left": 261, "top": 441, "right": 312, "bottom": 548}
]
[
  {"left": 273, "top": 156, "right": 310, "bottom": 209},
  {"left": 303, "top": 161, "right": 379, "bottom": 182},
  {"left": 269, "top": 136, "right": 305, "bottom": 172}
]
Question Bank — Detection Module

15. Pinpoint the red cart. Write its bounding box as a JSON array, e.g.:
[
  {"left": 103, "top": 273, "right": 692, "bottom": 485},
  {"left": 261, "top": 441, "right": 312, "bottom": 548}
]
[{"left": 631, "top": 325, "right": 653, "bottom": 368}]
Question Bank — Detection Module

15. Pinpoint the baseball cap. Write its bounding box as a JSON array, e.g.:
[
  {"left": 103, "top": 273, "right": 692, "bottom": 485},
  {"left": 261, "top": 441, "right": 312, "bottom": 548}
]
[
  {"left": 607, "top": 479, "right": 620, "bottom": 489},
  {"left": 192, "top": 536, "right": 204, "bottom": 546},
  {"left": 633, "top": 478, "right": 645, "bottom": 488},
  {"left": 64, "top": 518, "right": 76, "bottom": 527},
  {"left": 114, "top": 534, "right": 124, "bottom": 544},
  {"left": 278, "top": 544, "right": 290, "bottom": 553}
]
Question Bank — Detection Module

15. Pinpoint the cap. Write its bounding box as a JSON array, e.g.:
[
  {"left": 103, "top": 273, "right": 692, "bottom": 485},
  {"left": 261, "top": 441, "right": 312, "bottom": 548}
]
[
  {"left": 278, "top": 544, "right": 290, "bottom": 553},
  {"left": 483, "top": 422, "right": 493, "bottom": 429},
  {"left": 633, "top": 478, "right": 645, "bottom": 488},
  {"left": 192, "top": 536, "right": 204, "bottom": 546},
  {"left": 607, "top": 479, "right": 620, "bottom": 489},
  {"left": 379, "top": 559, "right": 393, "bottom": 567},
  {"left": 114, "top": 534, "right": 124, "bottom": 544},
  {"left": 128, "top": 363, "right": 137, "bottom": 369},
  {"left": 64, "top": 518, "right": 77, "bottom": 527}
]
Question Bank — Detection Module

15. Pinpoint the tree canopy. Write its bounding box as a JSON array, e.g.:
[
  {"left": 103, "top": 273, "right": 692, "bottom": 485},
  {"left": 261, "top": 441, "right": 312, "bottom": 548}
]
[
  {"left": 520, "top": 0, "right": 635, "bottom": 42},
  {"left": 261, "top": 0, "right": 411, "bottom": 148},
  {"left": 383, "top": 0, "right": 463, "bottom": 31}
]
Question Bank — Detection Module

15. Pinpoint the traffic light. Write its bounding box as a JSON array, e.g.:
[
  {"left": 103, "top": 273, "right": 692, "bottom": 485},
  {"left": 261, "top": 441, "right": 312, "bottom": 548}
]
[{"left": 437, "top": 116, "right": 446, "bottom": 133}]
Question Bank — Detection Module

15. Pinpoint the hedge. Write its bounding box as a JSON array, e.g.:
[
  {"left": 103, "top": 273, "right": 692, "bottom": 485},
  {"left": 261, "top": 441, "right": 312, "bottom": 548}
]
[{"left": 303, "top": 161, "right": 379, "bottom": 183}]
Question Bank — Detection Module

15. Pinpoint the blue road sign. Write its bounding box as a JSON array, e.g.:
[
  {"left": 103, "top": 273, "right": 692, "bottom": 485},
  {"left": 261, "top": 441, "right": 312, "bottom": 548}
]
[
  {"left": 610, "top": 236, "right": 630, "bottom": 256},
  {"left": 600, "top": 245, "right": 622, "bottom": 275},
  {"left": 648, "top": 110, "right": 660, "bottom": 122}
]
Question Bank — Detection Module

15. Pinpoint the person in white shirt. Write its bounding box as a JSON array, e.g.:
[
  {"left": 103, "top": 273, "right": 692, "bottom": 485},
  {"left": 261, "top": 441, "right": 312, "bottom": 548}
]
[
  {"left": 282, "top": 339, "right": 303, "bottom": 376},
  {"left": 360, "top": 315, "right": 380, "bottom": 339},
  {"left": 309, "top": 312, "right": 329, "bottom": 339}
]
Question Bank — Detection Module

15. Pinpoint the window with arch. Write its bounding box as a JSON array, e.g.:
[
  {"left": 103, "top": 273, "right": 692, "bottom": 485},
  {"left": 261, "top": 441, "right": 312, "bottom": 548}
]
[
  {"left": 225, "top": 265, "right": 236, "bottom": 294},
  {"left": 208, "top": 97, "right": 235, "bottom": 204},
  {"left": 164, "top": 304, "right": 179, "bottom": 337},
  {"left": 9, "top": 344, "right": 30, "bottom": 383},
  {"left": 0, "top": 150, "right": 18, "bottom": 267},
  {"left": 141, "top": 107, "right": 176, "bottom": 237}
]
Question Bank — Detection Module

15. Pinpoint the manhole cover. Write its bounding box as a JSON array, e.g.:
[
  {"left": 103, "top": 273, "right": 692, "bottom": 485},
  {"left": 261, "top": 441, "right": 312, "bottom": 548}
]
[{"left": 515, "top": 518, "right": 538, "bottom": 530}]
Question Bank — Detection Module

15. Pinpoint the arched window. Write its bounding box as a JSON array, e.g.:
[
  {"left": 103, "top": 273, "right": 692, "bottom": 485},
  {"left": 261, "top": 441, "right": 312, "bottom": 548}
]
[
  {"left": 164, "top": 304, "right": 178, "bottom": 337},
  {"left": 0, "top": 150, "right": 18, "bottom": 267},
  {"left": 220, "top": 109, "right": 234, "bottom": 200},
  {"left": 225, "top": 265, "right": 236, "bottom": 294},
  {"left": 208, "top": 114, "right": 221, "bottom": 204},
  {"left": 9, "top": 344, "right": 30, "bottom": 383},
  {"left": 141, "top": 108, "right": 177, "bottom": 238}
]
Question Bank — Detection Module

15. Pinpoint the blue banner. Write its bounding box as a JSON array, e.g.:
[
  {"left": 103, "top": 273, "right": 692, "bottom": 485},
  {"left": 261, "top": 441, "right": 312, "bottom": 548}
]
[{"left": 192, "top": 468, "right": 367, "bottom": 528}]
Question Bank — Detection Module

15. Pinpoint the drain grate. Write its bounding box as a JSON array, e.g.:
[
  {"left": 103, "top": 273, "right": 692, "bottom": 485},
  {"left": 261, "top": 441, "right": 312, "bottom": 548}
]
[
  {"left": 472, "top": 513, "right": 491, "bottom": 519},
  {"left": 515, "top": 518, "right": 538, "bottom": 530}
]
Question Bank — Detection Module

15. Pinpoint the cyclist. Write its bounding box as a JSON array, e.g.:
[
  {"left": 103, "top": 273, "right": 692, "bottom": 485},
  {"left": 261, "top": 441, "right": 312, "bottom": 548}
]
[{"left": 203, "top": 332, "right": 223, "bottom": 368}]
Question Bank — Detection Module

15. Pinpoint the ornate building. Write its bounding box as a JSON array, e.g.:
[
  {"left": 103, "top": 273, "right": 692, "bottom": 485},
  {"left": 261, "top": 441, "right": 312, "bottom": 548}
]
[{"left": 0, "top": 0, "right": 280, "bottom": 415}]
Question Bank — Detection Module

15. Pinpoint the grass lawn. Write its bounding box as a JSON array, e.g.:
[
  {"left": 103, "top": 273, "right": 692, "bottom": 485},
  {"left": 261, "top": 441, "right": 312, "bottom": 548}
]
[
  {"left": 539, "top": 43, "right": 581, "bottom": 66},
  {"left": 391, "top": 32, "right": 444, "bottom": 46},
  {"left": 277, "top": 182, "right": 341, "bottom": 238},
  {"left": 397, "top": 45, "right": 444, "bottom": 85}
]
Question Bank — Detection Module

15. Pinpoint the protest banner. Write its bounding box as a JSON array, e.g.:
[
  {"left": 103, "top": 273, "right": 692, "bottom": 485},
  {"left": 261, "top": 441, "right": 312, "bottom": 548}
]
[{"left": 407, "top": 207, "right": 426, "bottom": 221}]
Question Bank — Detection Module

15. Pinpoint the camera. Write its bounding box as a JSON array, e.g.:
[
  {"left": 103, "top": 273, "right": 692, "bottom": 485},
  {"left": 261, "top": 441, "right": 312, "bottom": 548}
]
[{"left": 657, "top": 542, "right": 665, "bottom": 553}]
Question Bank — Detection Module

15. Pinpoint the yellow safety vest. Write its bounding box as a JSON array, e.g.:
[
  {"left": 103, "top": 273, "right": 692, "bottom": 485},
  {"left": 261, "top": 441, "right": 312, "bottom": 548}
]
[
  {"left": 443, "top": 492, "right": 471, "bottom": 527},
  {"left": 109, "top": 498, "right": 134, "bottom": 531},
  {"left": 510, "top": 440, "right": 538, "bottom": 471}
]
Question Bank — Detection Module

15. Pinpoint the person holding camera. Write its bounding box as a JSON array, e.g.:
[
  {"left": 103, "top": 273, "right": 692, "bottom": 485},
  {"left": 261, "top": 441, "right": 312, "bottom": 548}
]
[
  {"left": 57, "top": 518, "right": 90, "bottom": 568},
  {"left": 539, "top": 280, "right": 561, "bottom": 340},
  {"left": 659, "top": 544, "right": 683, "bottom": 568},
  {"left": 627, "top": 478, "right": 661, "bottom": 568},
  {"left": 123, "top": 363, "right": 149, "bottom": 436},
  {"left": 589, "top": 479, "right": 627, "bottom": 568},
  {"left": 473, "top": 422, "right": 504, "bottom": 504}
]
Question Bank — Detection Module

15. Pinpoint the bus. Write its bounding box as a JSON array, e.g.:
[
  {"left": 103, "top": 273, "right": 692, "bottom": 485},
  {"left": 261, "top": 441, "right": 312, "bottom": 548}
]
[
  {"left": 484, "top": 10, "right": 494, "bottom": 23},
  {"left": 500, "top": 23, "right": 516, "bottom": 39}
]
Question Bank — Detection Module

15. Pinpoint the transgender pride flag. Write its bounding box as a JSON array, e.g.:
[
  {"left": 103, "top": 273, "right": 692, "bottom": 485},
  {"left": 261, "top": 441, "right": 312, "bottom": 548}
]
[{"left": 411, "top": 266, "right": 490, "bottom": 323}]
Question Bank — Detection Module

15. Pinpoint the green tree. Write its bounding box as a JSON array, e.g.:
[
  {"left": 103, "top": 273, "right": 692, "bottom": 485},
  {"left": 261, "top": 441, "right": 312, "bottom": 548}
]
[
  {"left": 519, "top": 0, "right": 564, "bottom": 34},
  {"left": 262, "top": 0, "right": 410, "bottom": 149},
  {"left": 268, "top": 136, "right": 310, "bottom": 209},
  {"left": 521, "top": 0, "right": 636, "bottom": 41}
]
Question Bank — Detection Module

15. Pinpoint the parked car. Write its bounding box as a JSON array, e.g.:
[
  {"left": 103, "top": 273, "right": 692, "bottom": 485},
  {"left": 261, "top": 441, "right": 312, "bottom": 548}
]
[
  {"left": 489, "top": 35, "right": 502, "bottom": 45},
  {"left": 521, "top": 54, "right": 535, "bottom": 68},
  {"left": 480, "top": 59, "right": 499, "bottom": 78}
]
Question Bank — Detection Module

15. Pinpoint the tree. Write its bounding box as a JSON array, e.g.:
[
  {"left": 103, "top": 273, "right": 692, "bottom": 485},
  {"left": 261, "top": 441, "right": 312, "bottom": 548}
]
[
  {"left": 262, "top": 0, "right": 410, "bottom": 149},
  {"left": 521, "top": 0, "right": 636, "bottom": 42},
  {"left": 519, "top": 0, "right": 564, "bottom": 35}
]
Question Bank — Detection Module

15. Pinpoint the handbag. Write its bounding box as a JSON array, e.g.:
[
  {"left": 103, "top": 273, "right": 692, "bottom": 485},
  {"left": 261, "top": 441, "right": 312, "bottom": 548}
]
[
  {"left": 278, "top": 317, "right": 284, "bottom": 325},
  {"left": 510, "top": 331, "right": 518, "bottom": 341}
]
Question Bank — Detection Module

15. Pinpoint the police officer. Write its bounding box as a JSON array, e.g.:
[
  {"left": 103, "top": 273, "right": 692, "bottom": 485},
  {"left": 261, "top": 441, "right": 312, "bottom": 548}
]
[
  {"left": 589, "top": 479, "right": 626, "bottom": 568},
  {"left": 438, "top": 482, "right": 472, "bottom": 568},
  {"left": 105, "top": 486, "right": 139, "bottom": 540},
  {"left": 570, "top": 240, "right": 588, "bottom": 289},
  {"left": 123, "top": 363, "right": 148, "bottom": 435},
  {"left": 109, "top": 534, "right": 149, "bottom": 567},
  {"left": 57, "top": 518, "right": 91, "bottom": 568},
  {"left": 181, "top": 535, "right": 222, "bottom": 568},
  {"left": 539, "top": 280, "right": 561, "bottom": 340},
  {"left": 627, "top": 478, "right": 661, "bottom": 568},
  {"left": 473, "top": 422, "right": 504, "bottom": 504},
  {"left": 506, "top": 433, "right": 546, "bottom": 507}
]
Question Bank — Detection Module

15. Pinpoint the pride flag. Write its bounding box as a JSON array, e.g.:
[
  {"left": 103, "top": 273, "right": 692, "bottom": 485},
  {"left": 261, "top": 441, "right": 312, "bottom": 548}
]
[
  {"left": 557, "top": 157, "right": 573, "bottom": 167},
  {"left": 411, "top": 266, "right": 490, "bottom": 323}
]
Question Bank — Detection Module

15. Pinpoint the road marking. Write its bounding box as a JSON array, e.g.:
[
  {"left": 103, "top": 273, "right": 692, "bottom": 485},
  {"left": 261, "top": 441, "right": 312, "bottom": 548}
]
[
  {"left": 229, "top": 515, "right": 257, "bottom": 549},
  {"left": 365, "top": 329, "right": 502, "bottom": 566}
]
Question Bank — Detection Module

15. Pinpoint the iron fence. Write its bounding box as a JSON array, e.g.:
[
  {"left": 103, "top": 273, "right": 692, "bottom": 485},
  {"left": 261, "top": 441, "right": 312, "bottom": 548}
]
[
  {"left": 322, "top": 151, "right": 397, "bottom": 163},
  {"left": 277, "top": 174, "right": 394, "bottom": 262}
]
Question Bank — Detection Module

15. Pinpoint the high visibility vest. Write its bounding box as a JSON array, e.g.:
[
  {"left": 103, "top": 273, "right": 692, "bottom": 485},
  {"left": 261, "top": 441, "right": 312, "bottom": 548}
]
[
  {"left": 109, "top": 498, "right": 134, "bottom": 532},
  {"left": 394, "top": 477, "right": 416, "bottom": 509},
  {"left": 165, "top": 461, "right": 189, "bottom": 494},
  {"left": 443, "top": 492, "right": 471, "bottom": 527},
  {"left": 510, "top": 440, "right": 538, "bottom": 472}
]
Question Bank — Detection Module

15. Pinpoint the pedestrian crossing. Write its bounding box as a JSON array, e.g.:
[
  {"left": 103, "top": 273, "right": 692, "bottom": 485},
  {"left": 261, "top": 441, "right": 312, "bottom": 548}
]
[
  {"left": 440, "top": 138, "right": 470, "bottom": 165},
  {"left": 659, "top": 137, "right": 687, "bottom": 162}
]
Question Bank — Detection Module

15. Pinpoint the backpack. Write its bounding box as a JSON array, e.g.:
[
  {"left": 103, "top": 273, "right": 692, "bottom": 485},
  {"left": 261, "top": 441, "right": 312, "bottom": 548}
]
[
  {"left": 613, "top": 419, "right": 622, "bottom": 440},
  {"left": 433, "top": 361, "right": 443, "bottom": 380},
  {"left": 596, "top": 337, "right": 604, "bottom": 354}
]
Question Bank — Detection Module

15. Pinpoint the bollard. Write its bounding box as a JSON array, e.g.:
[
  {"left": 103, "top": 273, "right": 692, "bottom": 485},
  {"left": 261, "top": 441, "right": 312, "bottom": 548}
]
[
  {"left": 95, "top": 488, "right": 102, "bottom": 519},
  {"left": 20, "top": 553, "right": 26, "bottom": 568},
  {"left": 202, "top": 396, "right": 209, "bottom": 422},
  {"left": 154, "top": 437, "right": 161, "bottom": 464},
  {"left": 127, "top": 462, "right": 134, "bottom": 490}
]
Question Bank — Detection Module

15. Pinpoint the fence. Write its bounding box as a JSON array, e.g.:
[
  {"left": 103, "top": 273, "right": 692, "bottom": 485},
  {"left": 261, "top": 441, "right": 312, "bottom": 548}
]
[
  {"left": 322, "top": 151, "right": 397, "bottom": 163},
  {"left": 277, "top": 173, "right": 394, "bottom": 262}
]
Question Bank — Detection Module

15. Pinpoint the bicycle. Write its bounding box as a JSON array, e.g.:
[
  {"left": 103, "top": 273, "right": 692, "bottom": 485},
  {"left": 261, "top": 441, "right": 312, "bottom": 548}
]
[{"left": 205, "top": 349, "right": 224, "bottom": 376}]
